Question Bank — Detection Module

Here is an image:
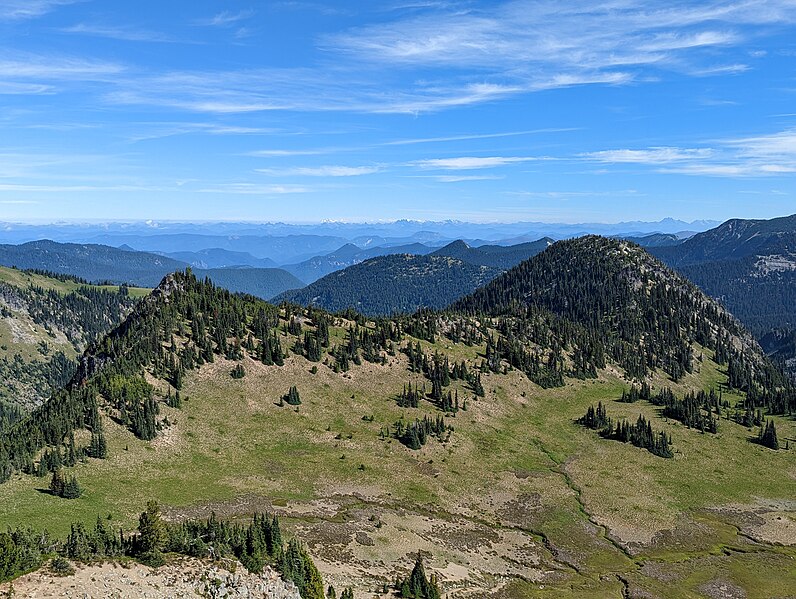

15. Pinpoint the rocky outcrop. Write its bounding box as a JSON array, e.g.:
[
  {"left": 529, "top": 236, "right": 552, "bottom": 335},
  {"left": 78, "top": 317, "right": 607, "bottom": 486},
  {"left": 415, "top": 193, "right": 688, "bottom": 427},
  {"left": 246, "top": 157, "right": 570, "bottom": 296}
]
[{"left": 0, "top": 557, "right": 302, "bottom": 599}]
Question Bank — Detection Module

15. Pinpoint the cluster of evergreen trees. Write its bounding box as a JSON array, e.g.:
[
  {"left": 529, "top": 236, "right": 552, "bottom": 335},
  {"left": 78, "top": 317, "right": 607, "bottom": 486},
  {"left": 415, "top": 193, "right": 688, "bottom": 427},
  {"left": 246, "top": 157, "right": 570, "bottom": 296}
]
[
  {"left": 0, "top": 501, "right": 325, "bottom": 599},
  {"left": 403, "top": 342, "right": 481, "bottom": 405},
  {"left": 389, "top": 416, "right": 452, "bottom": 449},
  {"left": 756, "top": 420, "right": 780, "bottom": 450},
  {"left": 48, "top": 469, "right": 81, "bottom": 499},
  {"left": 394, "top": 554, "right": 441, "bottom": 599},
  {"left": 579, "top": 403, "right": 673, "bottom": 458},
  {"left": 283, "top": 385, "right": 301, "bottom": 406}
]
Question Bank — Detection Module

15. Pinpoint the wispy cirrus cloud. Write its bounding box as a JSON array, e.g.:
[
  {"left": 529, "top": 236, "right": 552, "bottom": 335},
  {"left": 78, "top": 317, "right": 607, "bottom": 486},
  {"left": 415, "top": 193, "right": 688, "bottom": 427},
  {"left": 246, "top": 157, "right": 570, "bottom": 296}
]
[
  {"left": 582, "top": 147, "right": 714, "bottom": 164},
  {"left": 412, "top": 156, "right": 540, "bottom": 170},
  {"left": 197, "top": 183, "right": 311, "bottom": 194},
  {"left": 194, "top": 10, "right": 255, "bottom": 27},
  {"left": 0, "top": 0, "right": 78, "bottom": 20},
  {"left": 431, "top": 174, "right": 504, "bottom": 182},
  {"left": 0, "top": 53, "right": 124, "bottom": 81},
  {"left": 256, "top": 165, "right": 381, "bottom": 177},
  {"left": 60, "top": 23, "right": 174, "bottom": 43},
  {"left": 383, "top": 128, "right": 577, "bottom": 146},
  {"left": 0, "top": 82, "right": 53, "bottom": 95},
  {"left": 41, "top": 0, "right": 787, "bottom": 117},
  {"left": 584, "top": 129, "right": 796, "bottom": 177}
]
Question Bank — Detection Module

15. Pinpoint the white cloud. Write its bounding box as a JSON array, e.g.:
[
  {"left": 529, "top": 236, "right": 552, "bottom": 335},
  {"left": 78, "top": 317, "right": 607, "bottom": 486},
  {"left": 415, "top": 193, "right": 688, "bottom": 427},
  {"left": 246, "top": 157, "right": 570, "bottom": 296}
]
[
  {"left": 412, "top": 156, "right": 539, "bottom": 170},
  {"left": 256, "top": 165, "right": 381, "bottom": 177},
  {"left": 587, "top": 129, "right": 796, "bottom": 177},
  {"left": 582, "top": 147, "right": 714, "bottom": 164},
  {"left": 0, "top": 54, "right": 123, "bottom": 80},
  {"left": 197, "top": 183, "right": 311, "bottom": 194},
  {"left": 0, "top": 82, "right": 53, "bottom": 94},
  {"left": 383, "top": 128, "right": 577, "bottom": 146}
]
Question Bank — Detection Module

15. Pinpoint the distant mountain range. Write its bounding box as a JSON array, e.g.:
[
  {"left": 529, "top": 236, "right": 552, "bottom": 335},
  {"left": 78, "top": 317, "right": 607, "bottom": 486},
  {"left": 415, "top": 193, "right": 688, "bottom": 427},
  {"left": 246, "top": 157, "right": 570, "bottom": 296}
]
[
  {"left": 0, "top": 240, "right": 302, "bottom": 299},
  {"left": 2, "top": 215, "right": 794, "bottom": 376},
  {"left": 0, "top": 218, "right": 718, "bottom": 251}
]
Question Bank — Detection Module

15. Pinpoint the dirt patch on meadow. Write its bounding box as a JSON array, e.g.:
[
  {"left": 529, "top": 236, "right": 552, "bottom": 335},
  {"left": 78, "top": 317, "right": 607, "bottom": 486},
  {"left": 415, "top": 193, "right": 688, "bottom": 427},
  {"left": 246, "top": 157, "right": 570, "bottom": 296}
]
[{"left": 709, "top": 499, "right": 796, "bottom": 545}]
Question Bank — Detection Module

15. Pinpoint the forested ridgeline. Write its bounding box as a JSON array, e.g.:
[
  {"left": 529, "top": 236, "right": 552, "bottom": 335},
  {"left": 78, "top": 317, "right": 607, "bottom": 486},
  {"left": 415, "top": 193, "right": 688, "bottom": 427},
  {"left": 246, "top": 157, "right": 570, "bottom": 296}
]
[
  {"left": 3, "top": 235, "right": 795, "bottom": 483},
  {"left": 451, "top": 236, "right": 794, "bottom": 405},
  {"left": 275, "top": 253, "right": 500, "bottom": 316}
]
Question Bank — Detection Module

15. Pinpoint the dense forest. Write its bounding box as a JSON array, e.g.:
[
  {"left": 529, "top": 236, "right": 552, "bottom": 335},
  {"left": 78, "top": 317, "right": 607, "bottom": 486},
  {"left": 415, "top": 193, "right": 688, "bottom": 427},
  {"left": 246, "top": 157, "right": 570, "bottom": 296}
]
[
  {"left": 452, "top": 236, "right": 792, "bottom": 397},
  {"left": 0, "top": 240, "right": 185, "bottom": 287},
  {"left": 276, "top": 254, "right": 500, "bottom": 316}
]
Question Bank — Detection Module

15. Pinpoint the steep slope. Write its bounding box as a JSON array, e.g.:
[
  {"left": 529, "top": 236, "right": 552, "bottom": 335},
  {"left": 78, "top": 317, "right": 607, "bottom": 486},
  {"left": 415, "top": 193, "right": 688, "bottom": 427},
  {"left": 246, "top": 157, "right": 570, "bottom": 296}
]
[
  {"left": 652, "top": 214, "right": 796, "bottom": 373},
  {"left": 453, "top": 236, "right": 770, "bottom": 383},
  {"left": 654, "top": 214, "right": 796, "bottom": 266},
  {"left": 1, "top": 268, "right": 794, "bottom": 597},
  {"left": 276, "top": 254, "right": 499, "bottom": 315},
  {"left": 0, "top": 267, "right": 141, "bottom": 411},
  {"left": 201, "top": 267, "right": 304, "bottom": 300},
  {"left": 430, "top": 238, "right": 553, "bottom": 269},
  {"left": 283, "top": 242, "right": 433, "bottom": 284},
  {"left": 0, "top": 240, "right": 187, "bottom": 287}
]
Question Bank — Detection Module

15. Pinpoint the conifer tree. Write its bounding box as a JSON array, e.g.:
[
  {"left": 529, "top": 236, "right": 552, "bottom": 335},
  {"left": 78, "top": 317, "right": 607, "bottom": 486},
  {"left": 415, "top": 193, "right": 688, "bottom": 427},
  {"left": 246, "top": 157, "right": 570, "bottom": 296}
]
[
  {"left": 137, "top": 500, "right": 167, "bottom": 563},
  {"left": 758, "top": 419, "right": 779, "bottom": 450}
]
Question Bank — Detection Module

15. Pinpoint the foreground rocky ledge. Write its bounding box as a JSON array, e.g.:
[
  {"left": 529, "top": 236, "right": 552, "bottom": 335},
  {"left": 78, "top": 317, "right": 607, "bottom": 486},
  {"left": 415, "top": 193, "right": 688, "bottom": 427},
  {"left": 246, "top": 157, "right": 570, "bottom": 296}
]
[{"left": 0, "top": 557, "right": 301, "bottom": 599}]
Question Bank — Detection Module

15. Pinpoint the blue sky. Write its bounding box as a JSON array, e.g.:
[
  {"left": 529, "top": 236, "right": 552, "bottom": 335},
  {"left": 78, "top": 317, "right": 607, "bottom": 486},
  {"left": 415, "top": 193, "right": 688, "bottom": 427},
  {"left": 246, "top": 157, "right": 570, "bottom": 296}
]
[{"left": 0, "top": 0, "right": 795, "bottom": 223}]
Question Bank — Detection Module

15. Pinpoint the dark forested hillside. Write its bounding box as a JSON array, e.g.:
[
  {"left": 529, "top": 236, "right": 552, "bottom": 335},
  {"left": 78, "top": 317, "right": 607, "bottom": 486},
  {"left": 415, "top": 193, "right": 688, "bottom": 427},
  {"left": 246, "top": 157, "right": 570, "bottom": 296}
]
[
  {"left": 651, "top": 214, "right": 796, "bottom": 374},
  {"left": 0, "top": 240, "right": 187, "bottom": 287},
  {"left": 201, "top": 267, "right": 305, "bottom": 300},
  {"left": 620, "top": 233, "right": 682, "bottom": 248},
  {"left": 283, "top": 242, "right": 433, "bottom": 284},
  {"left": 162, "top": 248, "right": 278, "bottom": 269},
  {"left": 430, "top": 238, "right": 552, "bottom": 269},
  {"left": 453, "top": 236, "right": 788, "bottom": 387},
  {"left": 276, "top": 254, "right": 500, "bottom": 315},
  {"left": 0, "top": 240, "right": 303, "bottom": 300}
]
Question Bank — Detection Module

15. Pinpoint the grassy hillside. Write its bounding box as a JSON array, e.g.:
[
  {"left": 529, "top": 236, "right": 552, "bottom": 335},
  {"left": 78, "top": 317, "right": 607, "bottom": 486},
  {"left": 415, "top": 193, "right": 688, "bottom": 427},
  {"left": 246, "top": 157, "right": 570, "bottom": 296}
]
[{"left": 1, "top": 261, "right": 794, "bottom": 597}]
